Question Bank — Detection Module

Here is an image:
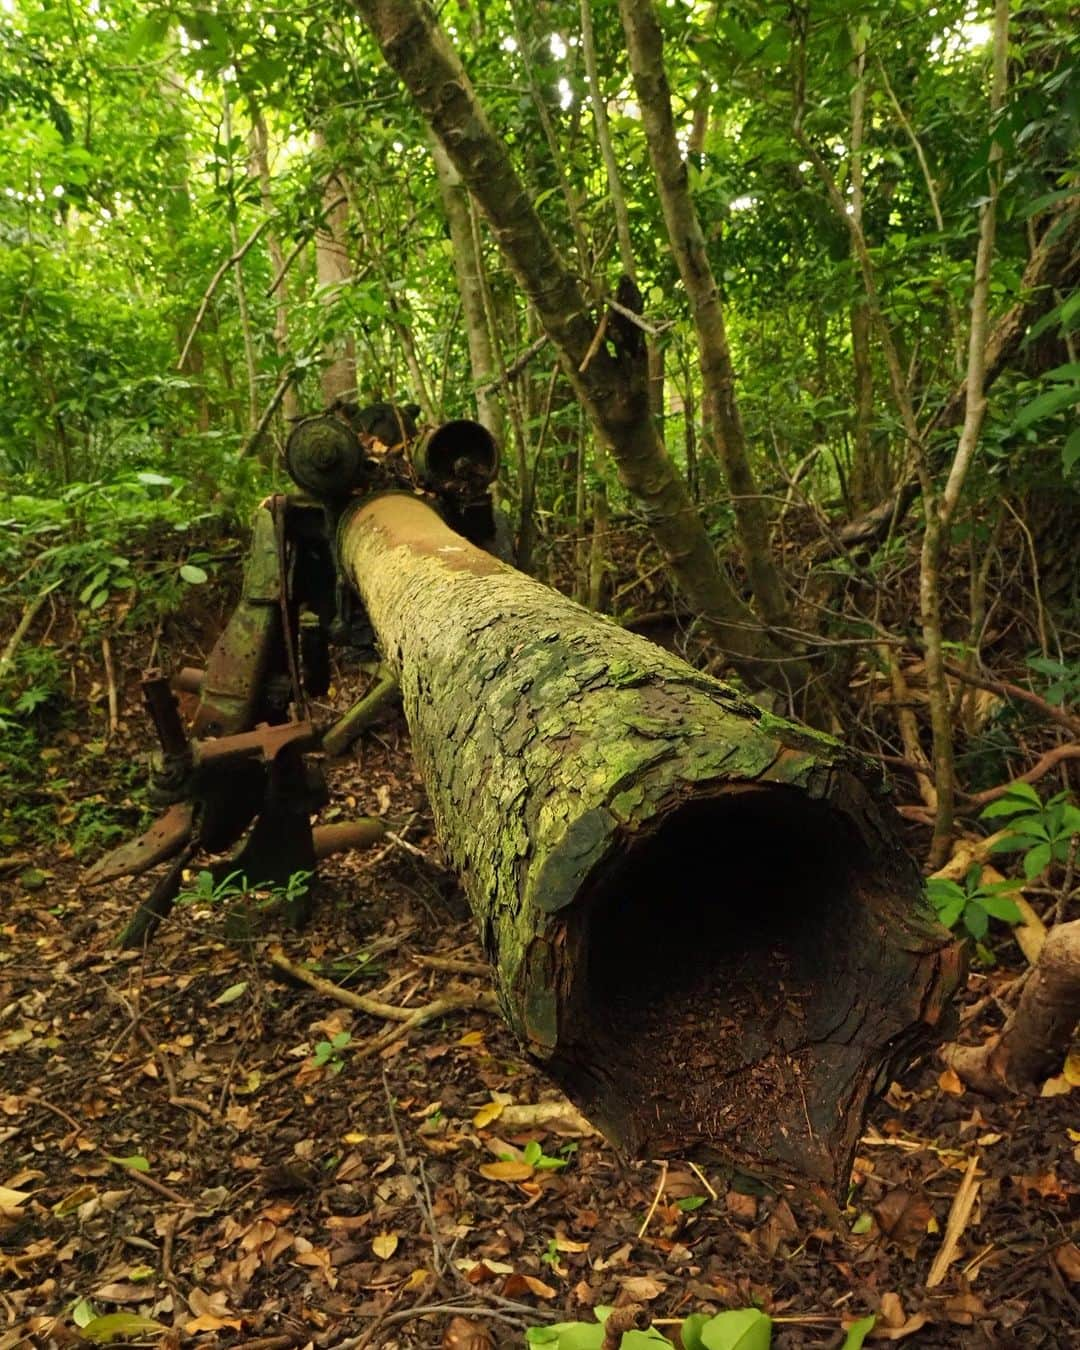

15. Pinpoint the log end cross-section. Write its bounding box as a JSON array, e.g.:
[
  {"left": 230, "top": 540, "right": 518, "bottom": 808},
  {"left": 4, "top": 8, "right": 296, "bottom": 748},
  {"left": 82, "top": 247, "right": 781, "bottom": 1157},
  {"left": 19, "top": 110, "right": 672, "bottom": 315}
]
[{"left": 338, "top": 491, "right": 961, "bottom": 1194}]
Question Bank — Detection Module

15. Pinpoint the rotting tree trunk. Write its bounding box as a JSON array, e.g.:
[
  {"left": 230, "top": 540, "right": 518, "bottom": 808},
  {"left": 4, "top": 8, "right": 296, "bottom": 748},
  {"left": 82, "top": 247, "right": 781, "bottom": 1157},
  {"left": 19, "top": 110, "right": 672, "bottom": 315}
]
[
  {"left": 337, "top": 490, "right": 960, "bottom": 1193},
  {"left": 350, "top": 0, "right": 785, "bottom": 684}
]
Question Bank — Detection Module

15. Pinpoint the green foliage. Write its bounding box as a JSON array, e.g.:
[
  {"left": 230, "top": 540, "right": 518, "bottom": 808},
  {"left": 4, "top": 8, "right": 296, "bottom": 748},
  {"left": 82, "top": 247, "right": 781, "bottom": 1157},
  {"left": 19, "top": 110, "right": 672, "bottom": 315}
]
[
  {"left": 312, "top": 1030, "right": 352, "bottom": 1074},
  {"left": 1026, "top": 654, "right": 1080, "bottom": 708},
  {"left": 524, "top": 1307, "right": 874, "bottom": 1350},
  {"left": 926, "top": 864, "right": 1023, "bottom": 942},
  {"left": 982, "top": 783, "right": 1080, "bottom": 880}
]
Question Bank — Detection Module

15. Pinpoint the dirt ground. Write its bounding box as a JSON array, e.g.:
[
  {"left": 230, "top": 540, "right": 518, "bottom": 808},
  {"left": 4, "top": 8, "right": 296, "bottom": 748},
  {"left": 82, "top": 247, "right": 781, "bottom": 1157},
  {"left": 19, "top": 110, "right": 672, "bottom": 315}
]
[{"left": 2, "top": 655, "right": 1079, "bottom": 1350}]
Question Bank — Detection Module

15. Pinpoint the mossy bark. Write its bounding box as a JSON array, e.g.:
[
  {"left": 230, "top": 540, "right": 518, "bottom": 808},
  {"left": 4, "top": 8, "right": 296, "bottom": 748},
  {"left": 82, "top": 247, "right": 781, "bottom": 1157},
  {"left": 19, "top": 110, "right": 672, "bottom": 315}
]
[{"left": 338, "top": 492, "right": 960, "bottom": 1191}]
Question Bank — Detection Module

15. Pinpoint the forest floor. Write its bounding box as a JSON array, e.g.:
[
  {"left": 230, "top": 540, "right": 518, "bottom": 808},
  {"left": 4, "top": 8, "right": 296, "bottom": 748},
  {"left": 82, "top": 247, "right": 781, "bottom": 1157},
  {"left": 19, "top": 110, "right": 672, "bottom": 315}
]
[{"left": 2, "top": 624, "right": 1080, "bottom": 1350}]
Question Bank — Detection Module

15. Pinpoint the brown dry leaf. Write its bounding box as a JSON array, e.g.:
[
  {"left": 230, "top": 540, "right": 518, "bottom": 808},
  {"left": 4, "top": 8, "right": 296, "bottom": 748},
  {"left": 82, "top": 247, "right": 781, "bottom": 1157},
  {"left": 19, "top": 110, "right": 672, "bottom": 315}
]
[
  {"left": 755, "top": 1198, "right": 799, "bottom": 1258},
  {"left": 372, "top": 1231, "right": 399, "bottom": 1260},
  {"left": 878, "top": 1292, "right": 906, "bottom": 1329},
  {"left": 619, "top": 1274, "right": 665, "bottom": 1301},
  {"left": 185, "top": 1287, "right": 242, "bottom": 1333},
  {"left": 404, "top": 1268, "right": 432, "bottom": 1291},
  {"left": 1040, "top": 1074, "right": 1072, "bottom": 1097},
  {"left": 938, "top": 1067, "right": 964, "bottom": 1096},
  {"left": 225, "top": 1104, "right": 251, "bottom": 1131},
  {"left": 442, "top": 1317, "right": 495, "bottom": 1350},
  {"left": 501, "top": 1273, "right": 556, "bottom": 1299},
  {"left": 478, "top": 1160, "right": 534, "bottom": 1183},
  {"left": 0, "top": 1187, "right": 29, "bottom": 1208},
  {"left": 293, "top": 1245, "right": 337, "bottom": 1288},
  {"left": 1054, "top": 1242, "right": 1080, "bottom": 1282},
  {"left": 870, "top": 1313, "right": 930, "bottom": 1341},
  {"left": 725, "top": 1191, "right": 757, "bottom": 1223},
  {"left": 874, "top": 1190, "right": 933, "bottom": 1258},
  {"left": 944, "top": 1290, "right": 986, "bottom": 1325},
  {"left": 555, "top": 1236, "right": 590, "bottom": 1253},
  {"left": 92, "top": 1282, "right": 153, "bottom": 1304}
]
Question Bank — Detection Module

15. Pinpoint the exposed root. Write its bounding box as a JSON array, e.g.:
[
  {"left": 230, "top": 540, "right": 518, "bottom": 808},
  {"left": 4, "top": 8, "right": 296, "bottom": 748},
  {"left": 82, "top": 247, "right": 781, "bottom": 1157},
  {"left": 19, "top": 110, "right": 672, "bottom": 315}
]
[{"left": 944, "top": 918, "right": 1080, "bottom": 1095}]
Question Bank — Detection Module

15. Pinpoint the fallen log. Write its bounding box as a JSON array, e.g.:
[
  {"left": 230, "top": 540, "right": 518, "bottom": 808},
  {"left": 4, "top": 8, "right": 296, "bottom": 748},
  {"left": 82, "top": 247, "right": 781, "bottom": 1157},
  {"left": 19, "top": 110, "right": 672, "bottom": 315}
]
[{"left": 336, "top": 490, "right": 961, "bottom": 1194}]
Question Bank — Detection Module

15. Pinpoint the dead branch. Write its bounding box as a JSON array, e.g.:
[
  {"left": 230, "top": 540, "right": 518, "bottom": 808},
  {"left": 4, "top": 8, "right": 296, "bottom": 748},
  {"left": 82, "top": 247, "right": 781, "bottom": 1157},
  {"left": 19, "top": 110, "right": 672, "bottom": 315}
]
[
  {"left": 268, "top": 946, "right": 498, "bottom": 1027},
  {"left": 942, "top": 661, "right": 1080, "bottom": 739},
  {"left": 0, "top": 580, "right": 61, "bottom": 679},
  {"left": 967, "top": 744, "right": 1080, "bottom": 807}
]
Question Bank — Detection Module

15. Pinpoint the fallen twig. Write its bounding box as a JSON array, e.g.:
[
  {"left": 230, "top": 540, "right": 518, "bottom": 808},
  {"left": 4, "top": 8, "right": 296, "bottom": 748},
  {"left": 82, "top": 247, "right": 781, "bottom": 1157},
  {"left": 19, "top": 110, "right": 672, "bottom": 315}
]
[
  {"left": 926, "top": 1152, "right": 982, "bottom": 1287},
  {"left": 637, "top": 1160, "right": 669, "bottom": 1239},
  {"left": 0, "top": 580, "right": 61, "bottom": 679}
]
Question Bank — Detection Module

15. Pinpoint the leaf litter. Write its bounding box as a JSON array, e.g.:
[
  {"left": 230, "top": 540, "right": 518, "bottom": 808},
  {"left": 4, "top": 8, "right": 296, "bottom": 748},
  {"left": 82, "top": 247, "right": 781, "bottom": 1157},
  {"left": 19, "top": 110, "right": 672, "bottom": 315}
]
[{"left": 0, "top": 648, "right": 1078, "bottom": 1347}]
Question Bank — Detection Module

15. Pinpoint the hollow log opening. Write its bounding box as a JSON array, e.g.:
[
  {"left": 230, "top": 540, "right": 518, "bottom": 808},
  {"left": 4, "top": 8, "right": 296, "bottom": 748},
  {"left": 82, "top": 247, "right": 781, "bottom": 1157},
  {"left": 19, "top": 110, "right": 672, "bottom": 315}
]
[{"left": 551, "top": 785, "right": 923, "bottom": 1189}]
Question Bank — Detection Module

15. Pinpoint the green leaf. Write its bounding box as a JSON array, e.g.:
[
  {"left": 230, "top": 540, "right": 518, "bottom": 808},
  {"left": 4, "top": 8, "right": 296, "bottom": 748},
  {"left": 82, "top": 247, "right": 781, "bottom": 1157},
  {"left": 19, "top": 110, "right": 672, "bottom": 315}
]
[
  {"left": 1023, "top": 842, "right": 1053, "bottom": 880},
  {"left": 1064, "top": 426, "right": 1080, "bottom": 475},
  {"left": 106, "top": 1154, "right": 150, "bottom": 1173},
  {"left": 851, "top": 1211, "right": 873, "bottom": 1234},
  {"left": 700, "top": 1308, "right": 773, "bottom": 1350},
  {"left": 935, "top": 894, "right": 966, "bottom": 930},
  {"left": 980, "top": 797, "right": 1036, "bottom": 819},
  {"left": 681, "top": 1314, "right": 710, "bottom": 1350},
  {"left": 840, "top": 1316, "right": 876, "bottom": 1350},
  {"left": 89, "top": 590, "right": 108, "bottom": 610},
  {"left": 963, "top": 901, "right": 989, "bottom": 942},
  {"left": 978, "top": 893, "right": 1022, "bottom": 923},
  {"left": 72, "top": 1298, "right": 98, "bottom": 1328},
  {"left": 135, "top": 470, "right": 173, "bottom": 486},
  {"left": 677, "top": 1195, "right": 708, "bottom": 1212},
  {"left": 525, "top": 1323, "right": 603, "bottom": 1348},
  {"left": 124, "top": 14, "right": 170, "bottom": 59},
  {"left": 1014, "top": 383, "right": 1078, "bottom": 430},
  {"left": 77, "top": 1312, "right": 166, "bottom": 1343},
  {"left": 987, "top": 833, "right": 1044, "bottom": 853},
  {"left": 213, "top": 981, "right": 249, "bottom": 1006},
  {"left": 179, "top": 563, "right": 208, "bottom": 585},
  {"left": 523, "top": 1140, "right": 542, "bottom": 1166}
]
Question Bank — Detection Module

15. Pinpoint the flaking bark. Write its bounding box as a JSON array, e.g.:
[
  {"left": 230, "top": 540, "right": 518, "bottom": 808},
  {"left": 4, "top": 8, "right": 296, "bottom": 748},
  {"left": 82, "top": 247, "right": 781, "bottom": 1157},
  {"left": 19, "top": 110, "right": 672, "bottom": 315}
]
[{"left": 337, "top": 491, "right": 960, "bottom": 1190}]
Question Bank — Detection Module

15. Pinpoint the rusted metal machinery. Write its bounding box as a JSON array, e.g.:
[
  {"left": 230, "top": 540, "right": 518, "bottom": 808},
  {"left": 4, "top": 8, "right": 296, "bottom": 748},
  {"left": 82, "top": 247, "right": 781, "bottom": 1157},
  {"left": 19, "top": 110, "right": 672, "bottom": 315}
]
[
  {"left": 90, "top": 405, "right": 959, "bottom": 1193},
  {"left": 87, "top": 406, "right": 505, "bottom": 945}
]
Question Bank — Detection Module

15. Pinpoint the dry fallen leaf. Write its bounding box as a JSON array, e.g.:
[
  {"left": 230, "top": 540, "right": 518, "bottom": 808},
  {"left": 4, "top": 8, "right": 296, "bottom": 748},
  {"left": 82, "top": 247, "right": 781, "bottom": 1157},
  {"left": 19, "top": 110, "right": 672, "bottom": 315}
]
[
  {"left": 874, "top": 1190, "right": 933, "bottom": 1259},
  {"left": 501, "top": 1272, "right": 557, "bottom": 1299},
  {"left": 473, "top": 1100, "right": 505, "bottom": 1128},
  {"left": 938, "top": 1066, "right": 964, "bottom": 1096},
  {"left": 619, "top": 1274, "right": 665, "bottom": 1301},
  {"left": 442, "top": 1316, "right": 495, "bottom": 1350},
  {"left": 478, "top": 1160, "right": 534, "bottom": 1182},
  {"left": 372, "top": 1231, "right": 399, "bottom": 1260},
  {"left": 185, "top": 1287, "right": 242, "bottom": 1333},
  {"left": 1054, "top": 1242, "right": 1080, "bottom": 1283}
]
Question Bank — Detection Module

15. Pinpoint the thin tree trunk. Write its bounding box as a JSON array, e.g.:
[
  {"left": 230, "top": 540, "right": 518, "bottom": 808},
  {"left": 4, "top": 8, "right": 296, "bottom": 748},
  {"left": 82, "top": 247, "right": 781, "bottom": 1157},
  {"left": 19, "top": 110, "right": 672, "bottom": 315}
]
[
  {"left": 430, "top": 139, "right": 507, "bottom": 443},
  {"left": 350, "top": 0, "right": 781, "bottom": 679},
  {"left": 918, "top": 0, "right": 1009, "bottom": 866},
  {"left": 617, "top": 0, "right": 792, "bottom": 634},
  {"left": 313, "top": 130, "right": 357, "bottom": 404},
  {"left": 847, "top": 25, "right": 877, "bottom": 511},
  {"left": 249, "top": 105, "right": 299, "bottom": 429},
  {"left": 223, "top": 89, "right": 259, "bottom": 435},
  {"left": 580, "top": 0, "right": 634, "bottom": 280}
]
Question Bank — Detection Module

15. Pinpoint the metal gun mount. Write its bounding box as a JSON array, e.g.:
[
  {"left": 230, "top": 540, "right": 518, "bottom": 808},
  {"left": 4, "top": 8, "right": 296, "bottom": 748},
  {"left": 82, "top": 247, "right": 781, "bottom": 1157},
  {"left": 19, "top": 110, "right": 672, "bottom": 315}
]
[{"left": 87, "top": 408, "right": 506, "bottom": 946}]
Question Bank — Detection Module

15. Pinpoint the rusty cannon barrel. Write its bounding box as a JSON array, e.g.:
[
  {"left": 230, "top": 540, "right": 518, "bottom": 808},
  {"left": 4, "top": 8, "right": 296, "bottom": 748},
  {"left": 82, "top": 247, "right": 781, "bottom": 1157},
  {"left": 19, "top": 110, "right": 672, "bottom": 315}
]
[{"left": 335, "top": 486, "right": 959, "bottom": 1193}]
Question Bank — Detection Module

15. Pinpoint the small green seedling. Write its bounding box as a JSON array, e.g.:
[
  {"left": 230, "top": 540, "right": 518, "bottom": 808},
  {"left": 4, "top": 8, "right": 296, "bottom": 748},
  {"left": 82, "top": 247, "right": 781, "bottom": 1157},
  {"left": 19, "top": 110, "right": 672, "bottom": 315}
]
[{"left": 312, "top": 1030, "right": 352, "bottom": 1074}]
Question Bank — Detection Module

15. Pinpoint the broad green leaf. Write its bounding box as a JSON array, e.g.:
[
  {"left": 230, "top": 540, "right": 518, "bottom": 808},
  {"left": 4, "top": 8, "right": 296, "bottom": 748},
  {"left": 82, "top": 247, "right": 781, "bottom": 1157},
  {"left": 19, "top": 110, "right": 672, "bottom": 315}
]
[
  {"left": 72, "top": 1298, "right": 97, "bottom": 1328},
  {"left": 525, "top": 1322, "right": 603, "bottom": 1348},
  {"left": 964, "top": 901, "right": 989, "bottom": 941},
  {"left": 1014, "top": 383, "right": 1078, "bottom": 430},
  {"left": 700, "top": 1308, "right": 773, "bottom": 1350},
  {"left": 677, "top": 1194, "right": 707, "bottom": 1212},
  {"left": 987, "top": 833, "right": 1044, "bottom": 853},
  {"left": 840, "top": 1316, "right": 876, "bottom": 1349},
  {"left": 106, "top": 1154, "right": 150, "bottom": 1173},
  {"left": 1064, "top": 426, "right": 1080, "bottom": 475},
  {"left": 135, "top": 471, "right": 173, "bottom": 486},
  {"left": 78, "top": 1312, "right": 166, "bottom": 1343},
  {"left": 681, "top": 1313, "right": 710, "bottom": 1350},
  {"left": 1023, "top": 842, "right": 1053, "bottom": 880},
  {"left": 980, "top": 797, "right": 1036, "bottom": 819},
  {"left": 213, "top": 981, "right": 248, "bottom": 1006},
  {"left": 935, "top": 895, "right": 966, "bottom": 930},
  {"left": 978, "top": 893, "right": 1022, "bottom": 923},
  {"left": 179, "top": 563, "right": 208, "bottom": 584}
]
